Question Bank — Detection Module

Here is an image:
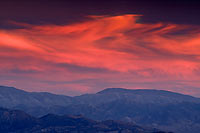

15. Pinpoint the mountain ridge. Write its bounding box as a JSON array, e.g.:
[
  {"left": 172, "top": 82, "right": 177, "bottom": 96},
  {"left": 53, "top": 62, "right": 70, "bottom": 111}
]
[
  {"left": 97, "top": 87, "right": 198, "bottom": 98},
  {"left": 1, "top": 85, "right": 199, "bottom": 98}
]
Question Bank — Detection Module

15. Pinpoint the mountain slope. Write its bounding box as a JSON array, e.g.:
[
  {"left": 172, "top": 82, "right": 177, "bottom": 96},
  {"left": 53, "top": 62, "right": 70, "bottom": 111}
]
[
  {"left": 0, "top": 107, "right": 38, "bottom": 133},
  {"left": 0, "top": 86, "right": 72, "bottom": 116},
  {"left": 0, "top": 108, "right": 165, "bottom": 133},
  {"left": 75, "top": 88, "right": 200, "bottom": 105},
  {"left": 72, "top": 88, "right": 200, "bottom": 132}
]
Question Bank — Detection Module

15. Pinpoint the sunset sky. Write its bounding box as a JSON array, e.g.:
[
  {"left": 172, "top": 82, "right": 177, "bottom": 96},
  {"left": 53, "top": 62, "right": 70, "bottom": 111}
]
[{"left": 0, "top": 0, "right": 200, "bottom": 96}]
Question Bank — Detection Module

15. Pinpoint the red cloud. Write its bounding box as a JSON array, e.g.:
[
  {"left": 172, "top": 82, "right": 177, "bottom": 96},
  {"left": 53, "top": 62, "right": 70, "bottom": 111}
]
[{"left": 0, "top": 14, "right": 200, "bottom": 96}]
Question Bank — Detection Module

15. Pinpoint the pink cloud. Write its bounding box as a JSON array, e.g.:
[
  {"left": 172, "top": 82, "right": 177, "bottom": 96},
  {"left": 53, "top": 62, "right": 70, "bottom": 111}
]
[{"left": 0, "top": 14, "right": 200, "bottom": 96}]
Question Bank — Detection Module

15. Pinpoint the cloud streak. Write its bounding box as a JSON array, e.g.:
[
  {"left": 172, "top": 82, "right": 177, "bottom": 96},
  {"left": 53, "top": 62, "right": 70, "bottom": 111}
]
[{"left": 0, "top": 14, "right": 200, "bottom": 96}]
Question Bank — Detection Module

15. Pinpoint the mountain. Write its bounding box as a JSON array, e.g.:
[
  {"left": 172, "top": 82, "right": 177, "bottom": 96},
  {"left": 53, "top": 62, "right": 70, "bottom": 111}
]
[
  {"left": 1, "top": 86, "right": 200, "bottom": 132},
  {"left": 75, "top": 88, "right": 200, "bottom": 105},
  {"left": 0, "top": 107, "right": 38, "bottom": 133},
  {"left": 0, "top": 108, "right": 166, "bottom": 133},
  {"left": 0, "top": 86, "right": 72, "bottom": 107},
  {"left": 71, "top": 88, "right": 200, "bottom": 133},
  {"left": 0, "top": 86, "right": 72, "bottom": 116}
]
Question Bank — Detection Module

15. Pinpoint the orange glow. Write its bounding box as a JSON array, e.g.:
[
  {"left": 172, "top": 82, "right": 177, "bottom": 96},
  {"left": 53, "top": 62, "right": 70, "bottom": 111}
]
[{"left": 0, "top": 14, "right": 200, "bottom": 96}]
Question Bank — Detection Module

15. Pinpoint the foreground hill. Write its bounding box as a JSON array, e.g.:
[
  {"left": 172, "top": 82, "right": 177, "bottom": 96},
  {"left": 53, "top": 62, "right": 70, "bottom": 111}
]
[
  {"left": 0, "top": 108, "right": 166, "bottom": 133},
  {"left": 1, "top": 86, "right": 200, "bottom": 132}
]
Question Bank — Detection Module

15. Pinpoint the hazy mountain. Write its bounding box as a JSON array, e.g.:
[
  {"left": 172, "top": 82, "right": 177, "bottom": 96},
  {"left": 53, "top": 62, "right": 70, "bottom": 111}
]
[
  {"left": 0, "top": 86, "right": 73, "bottom": 116},
  {"left": 0, "top": 108, "right": 166, "bottom": 133},
  {"left": 74, "top": 88, "right": 200, "bottom": 105},
  {"left": 0, "top": 86, "right": 72, "bottom": 107},
  {"left": 1, "top": 86, "right": 200, "bottom": 132}
]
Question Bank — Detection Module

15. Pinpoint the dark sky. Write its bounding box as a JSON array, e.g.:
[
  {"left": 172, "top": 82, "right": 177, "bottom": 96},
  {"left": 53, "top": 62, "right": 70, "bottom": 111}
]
[{"left": 1, "top": 0, "right": 200, "bottom": 28}]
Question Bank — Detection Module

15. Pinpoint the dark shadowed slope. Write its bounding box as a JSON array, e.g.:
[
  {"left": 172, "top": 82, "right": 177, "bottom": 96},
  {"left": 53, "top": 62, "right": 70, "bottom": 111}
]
[
  {"left": 0, "top": 107, "right": 38, "bottom": 133},
  {"left": 0, "top": 108, "right": 166, "bottom": 133}
]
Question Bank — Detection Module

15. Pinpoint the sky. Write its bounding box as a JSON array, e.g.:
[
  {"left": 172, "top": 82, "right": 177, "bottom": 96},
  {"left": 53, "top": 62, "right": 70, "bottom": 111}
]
[{"left": 0, "top": 0, "right": 200, "bottom": 96}]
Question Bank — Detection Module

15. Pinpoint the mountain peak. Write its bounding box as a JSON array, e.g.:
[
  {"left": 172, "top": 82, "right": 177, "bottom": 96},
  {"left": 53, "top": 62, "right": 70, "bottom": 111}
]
[{"left": 97, "top": 88, "right": 130, "bottom": 94}]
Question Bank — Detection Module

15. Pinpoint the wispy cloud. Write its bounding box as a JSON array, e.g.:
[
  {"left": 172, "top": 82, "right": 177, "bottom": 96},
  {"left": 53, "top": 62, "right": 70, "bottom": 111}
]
[{"left": 0, "top": 14, "right": 200, "bottom": 96}]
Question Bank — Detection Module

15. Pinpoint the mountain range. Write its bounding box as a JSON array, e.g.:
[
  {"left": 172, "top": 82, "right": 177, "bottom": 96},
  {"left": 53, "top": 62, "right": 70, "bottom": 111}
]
[{"left": 1, "top": 85, "right": 200, "bottom": 132}]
